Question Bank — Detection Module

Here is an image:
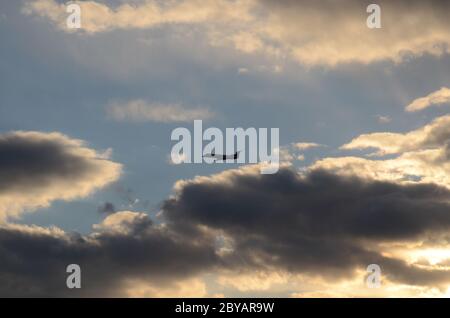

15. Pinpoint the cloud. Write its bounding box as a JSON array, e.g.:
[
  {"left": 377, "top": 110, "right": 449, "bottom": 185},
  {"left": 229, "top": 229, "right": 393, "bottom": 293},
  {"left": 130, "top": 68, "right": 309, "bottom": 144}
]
[
  {"left": 123, "top": 277, "right": 208, "bottom": 298},
  {"left": 313, "top": 145, "right": 450, "bottom": 190},
  {"left": 341, "top": 114, "right": 450, "bottom": 156},
  {"left": 106, "top": 100, "right": 214, "bottom": 123},
  {"left": 316, "top": 114, "right": 450, "bottom": 189},
  {"left": 376, "top": 115, "right": 392, "bottom": 124},
  {"left": 97, "top": 202, "right": 116, "bottom": 214},
  {"left": 273, "top": 142, "right": 323, "bottom": 165},
  {"left": 294, "top": 142, "right": 323, "bottom": 150},
  {"left": 217, "top": 270, "right": 288, "bottom": 292},
  {"left": 406, "top": 87, "right": 450, "bottom": 112},
  {"left": 2, "top": 162, "right": 450, "bottom": 295},
  {"left": 92, "top": 211, "right": 153, "bottom": 235},
  {"left": 22, "top": 0, "right": 254, "bottom": 34},
  {"left": 0, "top": 131, "right": 121, "bottom": 220},
  {"left": 3, "top": 165, "right": 450, "bottom": 296},
  {"left": 166, "top": 164, "right": 450, "bottom": 244},
  {"left": 162, "top": 165, "right": 450, "bottom": 288},
  {"left": 0, "top": 211, "right": 218, "bottom": 297},
  {"left": 258, "top": 0, "right": 450, "bottom": 66},
  {"left": 23, "top": 0, "right": 450, "bottom": 67},
  {"left": 2, "top": 120, "right": 450, "bottom": 296}
]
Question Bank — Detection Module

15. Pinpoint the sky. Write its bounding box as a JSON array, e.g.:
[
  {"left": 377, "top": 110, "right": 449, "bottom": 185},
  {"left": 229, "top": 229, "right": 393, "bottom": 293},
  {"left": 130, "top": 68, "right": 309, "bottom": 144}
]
[{"left": 0, "top": 0, "right": 450, "bottom": 297}]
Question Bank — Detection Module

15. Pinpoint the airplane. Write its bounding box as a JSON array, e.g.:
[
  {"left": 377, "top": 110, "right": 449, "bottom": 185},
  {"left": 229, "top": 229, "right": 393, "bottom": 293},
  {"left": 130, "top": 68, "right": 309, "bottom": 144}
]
[{"left": 203, "top": 150, "right": 240, "bottom": 161}]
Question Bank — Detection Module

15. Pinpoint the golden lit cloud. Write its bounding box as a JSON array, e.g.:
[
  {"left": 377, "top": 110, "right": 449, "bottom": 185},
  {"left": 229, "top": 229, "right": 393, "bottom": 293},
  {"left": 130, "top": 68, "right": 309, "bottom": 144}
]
[
  {"left": 406, "top": 87, "right": 450, "bottom": 112},
  {"left": 23, "top": 0, "right": 450, "bottom": 67},
  {"left": 217, "top": 270, "right": 289, "bottom": 292},
  {"left": 314, "top": 114, "right": 450, "bottom": 189},
  {"left": 341, "top": 115, "right": 450, "bottom": 155},
  {"left": 123, "top": 277, "right": 208, "bottom": 298}
]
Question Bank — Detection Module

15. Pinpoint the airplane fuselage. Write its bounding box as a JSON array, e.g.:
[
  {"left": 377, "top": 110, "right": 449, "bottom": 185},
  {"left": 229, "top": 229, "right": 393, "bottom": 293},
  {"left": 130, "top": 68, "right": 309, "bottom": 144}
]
[{"left": 203, "top": 152, "right": 238, "bottom": 161}]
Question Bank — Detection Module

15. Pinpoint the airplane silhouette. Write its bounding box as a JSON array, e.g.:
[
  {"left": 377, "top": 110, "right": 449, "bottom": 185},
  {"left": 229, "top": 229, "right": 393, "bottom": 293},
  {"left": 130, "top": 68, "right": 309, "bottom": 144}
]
[{"left": 203, "top": 150, "right": 240, "bottom": 161}]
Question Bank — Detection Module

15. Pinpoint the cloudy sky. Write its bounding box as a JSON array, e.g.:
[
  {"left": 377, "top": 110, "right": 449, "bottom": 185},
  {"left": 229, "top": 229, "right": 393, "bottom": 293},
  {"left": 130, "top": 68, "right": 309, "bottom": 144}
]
[{"left": 1, "top": 0, "right": 450, "bottom": 297}]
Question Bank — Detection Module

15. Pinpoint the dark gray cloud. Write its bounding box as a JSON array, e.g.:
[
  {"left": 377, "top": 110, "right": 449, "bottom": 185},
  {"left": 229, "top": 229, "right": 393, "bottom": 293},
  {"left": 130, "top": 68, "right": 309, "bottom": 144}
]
[
  {"left": 97, "top": 202, "right": 116, "bottom": 214},
  {"left": 1, "top": 165, "right": 450, "bottom": 296},
  {"left": 162, "top": 167, "right": 450, "bottom": 285},
  {"left": 0, "top": 131, "right": 121, "bottom": 220},
  {"left": 0, "top": 215, "right": 217, "bottom": 297},
  {"left": 164, "top": 168, "right": 450, "bottom": 241},
  {"left": 0, "top": 132, "right": 92, "bottom": 191}
]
